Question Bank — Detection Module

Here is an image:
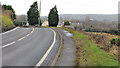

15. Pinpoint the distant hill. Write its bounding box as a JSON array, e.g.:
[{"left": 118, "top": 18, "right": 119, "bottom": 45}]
[
  {"left": 59, "top": 14, "right": 118, "bottom": 22},
  {"left": 16, "top": 15, "right": 27, "bottom": 22},
  {"left": 18, "top": 14, "right": 118, "bottom": 23}
]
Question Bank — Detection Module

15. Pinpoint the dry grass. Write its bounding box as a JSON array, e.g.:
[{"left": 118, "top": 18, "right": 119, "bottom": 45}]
[{"left": 84, "top": 32, "right": 120, "bottom": 62}]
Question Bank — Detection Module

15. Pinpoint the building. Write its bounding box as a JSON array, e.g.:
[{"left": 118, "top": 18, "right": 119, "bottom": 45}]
[
  {"left": 42, "top": 21, "right": 49, "bottom": 26},
  {"left": 57, "top": 22, "right": 64, "bottom": 27}
]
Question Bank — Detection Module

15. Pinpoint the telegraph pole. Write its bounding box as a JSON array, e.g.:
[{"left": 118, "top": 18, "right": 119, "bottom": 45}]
[{"left": 39, "top": 0, "right": 41, "bottom": 26}]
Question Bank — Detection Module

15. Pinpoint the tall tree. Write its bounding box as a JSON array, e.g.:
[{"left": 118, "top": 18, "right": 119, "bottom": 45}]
[
  {"left": 2, "top": 5, "right": 16, "bottom": 20},
  {"left": 27, "top": 1, "right": 39, "bottom": 26},
  {"left": 48, "top": 5, "right": 59, "bottom": 27}
]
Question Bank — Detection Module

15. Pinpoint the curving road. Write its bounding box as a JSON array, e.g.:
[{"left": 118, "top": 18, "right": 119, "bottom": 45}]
[{"left": 1, "top": 27, "right": 60, "bottom": 67}]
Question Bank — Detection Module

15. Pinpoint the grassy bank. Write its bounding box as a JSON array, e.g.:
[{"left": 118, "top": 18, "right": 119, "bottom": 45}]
[
  {"left": 60, "top": 27, "right": 119, "bottom": 66},
  {"left": 1, "top": 15, "right": 15, "bottom": 32}
]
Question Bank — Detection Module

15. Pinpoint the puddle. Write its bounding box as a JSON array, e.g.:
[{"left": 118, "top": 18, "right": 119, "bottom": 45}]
[
  {"left": 66, "top": 33, "right": 73, "bottom": 37},
  {"left": 63, "top": 30, "right": 69, "bottom": 33}
]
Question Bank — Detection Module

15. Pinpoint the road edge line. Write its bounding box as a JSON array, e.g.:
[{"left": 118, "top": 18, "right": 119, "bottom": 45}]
[
  {"left": 50, "top": 28, "right": 63, "bottom": 66},
  {"left": 0, "top": 27, "right": 19, "bottom": 35},
  {"left": 35, "top": 29, "right": 56, "bottom": 67}
]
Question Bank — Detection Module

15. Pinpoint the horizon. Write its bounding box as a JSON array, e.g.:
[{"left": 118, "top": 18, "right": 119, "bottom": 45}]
[{"left": 17, "top": 14, "right": 118, "bottom": 16}]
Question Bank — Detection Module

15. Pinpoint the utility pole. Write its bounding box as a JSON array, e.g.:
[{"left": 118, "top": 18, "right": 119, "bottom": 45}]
[{"left": 39, "top": 0, "right": 41, "bottom": 26}]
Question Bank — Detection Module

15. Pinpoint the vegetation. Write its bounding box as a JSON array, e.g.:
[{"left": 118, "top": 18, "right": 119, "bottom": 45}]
[
  {"left": 27, "top": 1, "right": 39, "bottom": 26},
  {"left": 109, "top": 29, "right": 120, "bottom": 35},
  {"left": 16, "top": 15, "right": 27, "bottom": 22},
  {"left": 2, "top": 4, "right": 16, "bottom": 20},
  {"left": 85, "top": 28, "right": 120, "bottom": 36},
  {"left": 13, "top": 20, "right": 27, "bottom": 26},
  {"left": 60, "top": 27, "right": 119, "bottom": 66},
  {"left": 110, "top": 38, "right": 120, "bottom": 47},
  {"left": 2, "top": 15, "right": 15, "bottom": 31},
  {"left": 64, "top": 21, "right": 70, "bottom": 26},
  {"left": 48, "top": 5, "right": 59, "bottom": 27}
]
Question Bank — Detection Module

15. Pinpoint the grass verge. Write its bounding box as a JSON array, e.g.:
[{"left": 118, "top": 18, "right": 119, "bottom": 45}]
[{"left": 60, "top": 27, "right": 119, "bottom": 66}]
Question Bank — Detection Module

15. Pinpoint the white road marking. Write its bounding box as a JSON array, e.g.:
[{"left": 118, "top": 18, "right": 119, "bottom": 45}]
[
  {"left": 26, "top": 28, "right": 34, "bottom": 37},
  {"left": 2, "top": 42, "right": 16, "bottom": 48},
  {"left": 0, "top": 27, "right": 20, "bottom": 35},
  {"left": 18, "top": 37, "right": 25, "bottom": 41},
  {"left": 26, "top": 34, "right": 30, "bottom": 37},
  {"left": 2, "top": 28, "right": 34, "bottom": 48},
  {"left": 35, "top": 29, "right": 56, "bottom": 67}
]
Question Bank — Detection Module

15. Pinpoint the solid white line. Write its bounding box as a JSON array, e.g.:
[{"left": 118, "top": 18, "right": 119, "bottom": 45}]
[
  {"left": 0, "top": 27, "right": 20, "bottom": 35},
  {"left": 2, "top": 28, "right": 34, "bottom": 48},
  {"left": 35, "top": 29, "right": 56, "bottom": 66}
]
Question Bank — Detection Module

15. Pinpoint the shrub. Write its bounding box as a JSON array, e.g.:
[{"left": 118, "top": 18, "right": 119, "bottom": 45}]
[
  {"left": 13, "top": 20, "right": 22, "bottom": 26},
  {"left": 109, "top": 29, "right": 120, "bottom": 35},
  {"left": 110, "top": 38, "right": 120, "bottom": 46},
  {"left": 64, "top": 21, "right": 70, "bottom": 26}
]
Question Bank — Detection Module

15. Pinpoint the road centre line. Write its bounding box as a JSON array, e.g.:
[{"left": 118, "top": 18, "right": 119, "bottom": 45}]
[
  {"left": 2, "top": 42, "right": 16, "bottom": 48},
  {"left": 2, "top": 28, "right": 34, "bottom": 48},
  {"left": 18, "top": 37, "right": 25, "bottom": 41}
]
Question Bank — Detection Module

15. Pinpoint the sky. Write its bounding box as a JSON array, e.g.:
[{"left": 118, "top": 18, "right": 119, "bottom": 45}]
[{"left": 0, "top": 0, "right": 120, "bottom": 16}]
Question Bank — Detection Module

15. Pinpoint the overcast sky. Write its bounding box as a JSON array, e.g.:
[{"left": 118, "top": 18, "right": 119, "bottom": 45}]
[{"left": 0, "top": 0, "right": 120, "bottom": 16}]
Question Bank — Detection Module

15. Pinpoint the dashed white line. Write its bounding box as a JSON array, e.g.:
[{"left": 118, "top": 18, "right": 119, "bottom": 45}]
[
  {"left": 35, "top": 29, "right": 56, "bottom": 67},
  {"left": 2, "top": 42, "right": 16, "bottom": 48},
  {"left": 18, "top": 37, "right": 25, "bottom": 41},
  {"left": 2, "top": 28, "right": 34, "bottom": 48}
]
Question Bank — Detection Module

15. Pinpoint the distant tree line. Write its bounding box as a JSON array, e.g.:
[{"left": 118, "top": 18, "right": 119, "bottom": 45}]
[
  {"left": 13, "top": 20, "right": 27, "bottom": 26},
  {"left": 85, "top": 29, "right": 120, "bottom": 36}
]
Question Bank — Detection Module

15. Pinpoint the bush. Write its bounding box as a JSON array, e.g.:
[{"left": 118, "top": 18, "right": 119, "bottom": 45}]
[
  {"left": 64, "top": 21, "right": 70, "bottom": 26},
  {"left": 110, "top": 38, "right": 120, "bottom": 46},
  {"left": 13, "top": 20, "right": 22, "bottom": 26},
  {"left": 109, "top": 29, "right": 120, "bottom": 35},
  {"left": 2, "top": 15, "right": 14, "bottom": 31}
]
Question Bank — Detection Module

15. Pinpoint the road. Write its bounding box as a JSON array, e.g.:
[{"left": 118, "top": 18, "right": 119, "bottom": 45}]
[{"left": 1, "top": 27, "right": 60, "bottom": 67}]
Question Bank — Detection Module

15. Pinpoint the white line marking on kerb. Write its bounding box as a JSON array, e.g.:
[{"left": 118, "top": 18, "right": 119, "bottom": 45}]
[
  {"left": 35, "top": 29, "right": 56, "bottom": 67},
  {"left": 2, "top": 28, "right": 34, "bottom": 48}
]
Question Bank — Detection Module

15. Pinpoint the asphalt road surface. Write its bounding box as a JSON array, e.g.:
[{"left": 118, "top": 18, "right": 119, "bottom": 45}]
[{"left": 1, "top": 27, "right": 60, "bottom": 67}]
